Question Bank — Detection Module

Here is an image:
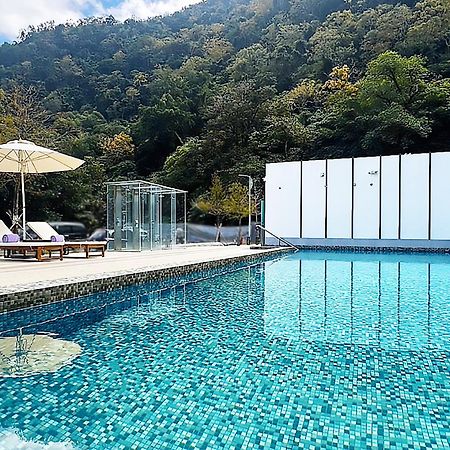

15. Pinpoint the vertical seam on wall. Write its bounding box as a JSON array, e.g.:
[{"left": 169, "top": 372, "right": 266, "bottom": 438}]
[
  {"left": 325, "top": 159, "right": 328, "bottom": 239},
  {"left": 398, "top": 155, "right": 402, "bottom": 240},
  {"left": 428, "top": 152, "right": 432, "bottom": 240},
  {"left": 379, "top": 155, "right": 382, "bottom": 239}
]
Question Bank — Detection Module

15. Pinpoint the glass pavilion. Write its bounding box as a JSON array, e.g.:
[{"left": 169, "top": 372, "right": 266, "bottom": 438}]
[{"left": 106, "top": 180, "right": 187, "bottom": 251}]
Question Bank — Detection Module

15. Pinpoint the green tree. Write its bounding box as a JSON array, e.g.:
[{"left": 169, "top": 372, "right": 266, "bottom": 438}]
[
  {"left": 320, "top": 52, "right": 450, "bottom": 154},
  {"left": 133, "top": 68, "right": 197, "bottom": 173},
  {"left": 0, "top": 0, "right": 449, "bottom": 225},
  {"left": 357, "top": 51, "right": 447, "bottom": 149},
  {"left": 0, "top": 84, "right": 58, "bottom": 227},
  {"left": 194, "top": 175, "right": 228, "bottom": 242},
  {"left": 225, "top": 182, "right": 254, "bottom": 241},
  {"left": 158, "top": 137, "right": 210, "bottom": 193},
  {"left": 308, "top": 10, "right": 359, "bottom": 74},
  {"left": 403, "top": 0, "right": 450, "bottom": 60}
]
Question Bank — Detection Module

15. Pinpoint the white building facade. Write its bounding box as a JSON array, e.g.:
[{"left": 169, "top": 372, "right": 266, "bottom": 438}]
[{"left": 264, "top": 152, "right": 450, "bottom": 248}]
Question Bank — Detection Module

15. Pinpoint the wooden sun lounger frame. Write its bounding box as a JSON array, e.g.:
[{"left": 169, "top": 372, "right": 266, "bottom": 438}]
[
  {"left": 64, "top": 242, "right": 106, "bottom": 258},
  {"left": 0, "top": 243, "right": 64, "bottom": 261},
  {"left": 25, "top": 222, "right": 107, "bottom": 259},
  {"left": 1, "top": 241, "right": 107, "bottom": 261}
]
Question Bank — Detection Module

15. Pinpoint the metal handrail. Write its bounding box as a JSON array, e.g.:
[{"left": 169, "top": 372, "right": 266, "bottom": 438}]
[{"left": 256, "top": 225, "right": 298, "bottom": 251}]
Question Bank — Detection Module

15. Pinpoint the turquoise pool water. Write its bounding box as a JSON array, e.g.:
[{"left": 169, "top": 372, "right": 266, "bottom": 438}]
[{"left": 1, "top": 252, "right": 449, "bottom": 449}]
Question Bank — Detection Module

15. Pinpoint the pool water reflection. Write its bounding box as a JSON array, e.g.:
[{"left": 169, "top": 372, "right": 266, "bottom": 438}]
[{"left": 0, "top": 251, "right": 449, "bottom": 449}]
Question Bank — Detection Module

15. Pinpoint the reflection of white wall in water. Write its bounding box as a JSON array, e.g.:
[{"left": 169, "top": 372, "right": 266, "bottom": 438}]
[
  {"left": 263, "top": 259, "right": 300, "bottom": 338},
  {"left": 263, "top": 256, "right": 450, "bottom": 350},
  {"left": 265, "top": 152, "right": 450, "bottom": 242}
]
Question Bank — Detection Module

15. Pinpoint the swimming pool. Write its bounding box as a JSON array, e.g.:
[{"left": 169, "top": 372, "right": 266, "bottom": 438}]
[{"left": 1, "top": 251, "right": 449, "bottom": 449}]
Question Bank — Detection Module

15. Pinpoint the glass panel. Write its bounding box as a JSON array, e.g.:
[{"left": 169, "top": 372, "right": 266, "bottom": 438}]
[
  {"left": 106, "top": 181, "right": 187, "bottom": 251},
  {"left": 176, "top": 193, "right": 187, "bottom": 244},
  {"left": 150, "top": 193, "right": 161, "bottom": 250},
  {"left": 140, "top": 191, "right": 151, "bottom": 251},
  {"left": 112, "top": 186, "right": 123, "bottom": 251},
  {"left": 161, "top": 193, "right": 172, "bottom": 249},
  {"left": 171, "top": 193, "right": 177, "bottom": 247},
  {"left": 123, "top": 188, "right": 133, "bottom": 250},
  {"left": 106, "top": 186, "right": 114, "bottom": 250}
]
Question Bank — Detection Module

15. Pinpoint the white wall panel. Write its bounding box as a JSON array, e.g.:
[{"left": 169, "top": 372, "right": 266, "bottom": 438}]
[
  {"left": 265, "top": 162, "right": 301, "bottom": 238},
  {"left": 400, "top": 154, "right": 429, "bottom": 239},
  {"left": 381, "top": 155, "right": 400, "bottom": 239},
  {"left": 265, "top": 152, "right": 450, "bottom": 243},
  {"left": 302, "top": 160, "right": 326, "bottom": 238},
  {"left": 353, "top": 157, "right": 380, "bottom": 238},
  {"left": 431, "top": 153, "right": 450, "bottom": 239},
  {"left": 327, "top": 158, "right": 352, "bottom": 238}
]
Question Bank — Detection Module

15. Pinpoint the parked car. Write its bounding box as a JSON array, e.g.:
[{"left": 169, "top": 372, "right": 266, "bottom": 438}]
[
  {"left": 48, "top": 222, "right": 88, "bottom": 241},
  {"left": 87, "top": 228, "right": 111, "bottom": 241}
]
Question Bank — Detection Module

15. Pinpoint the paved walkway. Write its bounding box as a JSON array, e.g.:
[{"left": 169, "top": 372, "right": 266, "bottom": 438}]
[{"left": 0, "top": 245, "right": 277, "bottom": 294}]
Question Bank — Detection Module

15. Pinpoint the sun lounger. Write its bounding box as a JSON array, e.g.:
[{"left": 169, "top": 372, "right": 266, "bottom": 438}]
[
  {"left": 0, "top": 220, "right": 64, "bottom": 261},
  {"left": 0, "top": 241, "right": 64, "bottom": 261},
  {"left": 27, "top": 222, "right": 107, "bottom": 258}
]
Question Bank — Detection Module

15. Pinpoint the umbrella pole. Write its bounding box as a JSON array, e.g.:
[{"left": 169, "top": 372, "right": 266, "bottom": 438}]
[{"left": 21, "top": 170, "right": 26, "bottom": 240}]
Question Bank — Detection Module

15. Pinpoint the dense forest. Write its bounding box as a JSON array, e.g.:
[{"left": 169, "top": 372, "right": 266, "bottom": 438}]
[{"left": 0, "top": 0, "right": 449, "bottom": 228}]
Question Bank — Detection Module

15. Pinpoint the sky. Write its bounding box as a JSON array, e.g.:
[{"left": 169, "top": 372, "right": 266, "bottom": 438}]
[{"left": 0, "top": 0, "right": 202, "bottom": 43}]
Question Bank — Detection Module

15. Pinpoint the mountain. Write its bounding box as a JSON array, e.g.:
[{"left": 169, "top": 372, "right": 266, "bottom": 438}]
[{"left": 0, "top": 0, "right": 449, "bottom": 226}]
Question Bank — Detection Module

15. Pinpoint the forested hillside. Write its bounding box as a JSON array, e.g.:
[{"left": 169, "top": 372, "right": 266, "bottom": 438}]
[{"left": 0, "top": 0, "right": 449, "bottom": 227}]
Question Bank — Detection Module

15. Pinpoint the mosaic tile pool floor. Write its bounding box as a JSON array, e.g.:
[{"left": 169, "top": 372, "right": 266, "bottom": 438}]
[{"left": 1, "top": 251, "right": 450, "bottom": 449}]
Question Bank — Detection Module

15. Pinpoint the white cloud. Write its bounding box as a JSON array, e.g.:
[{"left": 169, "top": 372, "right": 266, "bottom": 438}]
[
  {"left": 0, "top": 0, "right": 202, "bottom": 41},
  {"left": 0, "top": 0, "right": 103, "bottom": 40},
  {"left": 105, "top": 0, "right": 202, "bottom": 21}
]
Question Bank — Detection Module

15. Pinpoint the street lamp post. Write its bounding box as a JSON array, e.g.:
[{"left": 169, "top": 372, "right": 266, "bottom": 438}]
[{"left": 239, "top": 174, "right": 253, "bottom": 244}]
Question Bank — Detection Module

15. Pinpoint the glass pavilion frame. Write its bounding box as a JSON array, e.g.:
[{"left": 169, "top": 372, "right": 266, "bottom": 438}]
[{"left": 106, "top": 180, "right": 187, "bottom": 252}]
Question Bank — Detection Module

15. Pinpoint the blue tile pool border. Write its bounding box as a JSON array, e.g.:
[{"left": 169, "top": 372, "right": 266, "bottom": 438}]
[
  {"left": 296, "top": 244, "right": 450, "bottom": 254},
  {"left": 4, "top": 243, "right": 450, "bottom": 315},
  {"left": 0, "top": 249, "right": 291, "bottom": 315}
]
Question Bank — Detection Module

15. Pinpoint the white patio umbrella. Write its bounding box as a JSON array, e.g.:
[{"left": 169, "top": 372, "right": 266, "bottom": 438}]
[{"left": 0, "top": 139, "right": 85, "bottom": 239}]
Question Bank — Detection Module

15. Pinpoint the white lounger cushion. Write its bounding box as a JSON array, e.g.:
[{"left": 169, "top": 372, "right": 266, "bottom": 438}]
[
  {"left": 27, "top": 222, "right": 107, "bottom": 247},
  {"left": 0, "top": 220, "right": 12, "bottom": 237},
  {"left": 27, "top": 222, "right": 59, "bottom": 241}
]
